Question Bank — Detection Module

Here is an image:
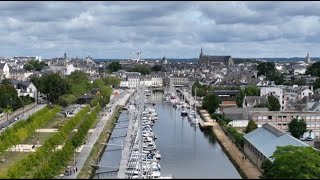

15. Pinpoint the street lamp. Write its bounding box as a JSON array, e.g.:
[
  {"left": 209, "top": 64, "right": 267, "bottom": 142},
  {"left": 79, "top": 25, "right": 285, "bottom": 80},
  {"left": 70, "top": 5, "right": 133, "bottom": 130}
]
[{"left": 74, "top": 149, "right": 76, "bottom": 179}]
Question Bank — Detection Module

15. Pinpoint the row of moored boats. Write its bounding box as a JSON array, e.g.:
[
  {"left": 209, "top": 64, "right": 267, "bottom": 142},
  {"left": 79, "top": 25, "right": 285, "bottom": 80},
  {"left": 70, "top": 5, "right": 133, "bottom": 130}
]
[
  {"left": 125, "top": 88, "right": 173, "bottom": 179},
  {"left": 163, "top": 89, "right": 200, "bottom": 127}
]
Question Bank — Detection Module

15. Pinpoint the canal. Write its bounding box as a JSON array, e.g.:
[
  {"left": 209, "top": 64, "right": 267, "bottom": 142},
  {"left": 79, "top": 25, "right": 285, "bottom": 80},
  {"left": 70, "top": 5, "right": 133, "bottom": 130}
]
[
  {"left": 95, "top": 91, "right": 241, "bottom": 179},
  {"left": 94, "top": 110, "right": 129, "bottom": 179},
  {"left": 151, "top": 92, "right": 241, "bottom": 178}
]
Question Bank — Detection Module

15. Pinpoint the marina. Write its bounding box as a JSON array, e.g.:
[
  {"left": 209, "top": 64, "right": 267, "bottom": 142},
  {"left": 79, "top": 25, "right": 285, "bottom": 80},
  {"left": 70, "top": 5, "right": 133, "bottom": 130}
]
[{"left": 96, "top": 86, "right": 240, "bottom": 179}]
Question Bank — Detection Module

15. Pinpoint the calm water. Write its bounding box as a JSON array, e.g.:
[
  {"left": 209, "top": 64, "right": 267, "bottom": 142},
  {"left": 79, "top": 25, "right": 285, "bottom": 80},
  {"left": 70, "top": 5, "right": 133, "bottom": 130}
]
[
  {"left": 94, "top": 110, "right": 129, "bottom": 179},
  {"left": 151, "top": 92, "right": 241, "bottom": 179},
  {"left": 95, "top": 92, "right": 241, "bottom": 179}
]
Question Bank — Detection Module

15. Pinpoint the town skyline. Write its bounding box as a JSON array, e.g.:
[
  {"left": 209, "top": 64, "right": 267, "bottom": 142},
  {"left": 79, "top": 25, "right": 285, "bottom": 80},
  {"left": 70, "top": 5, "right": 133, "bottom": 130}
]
[{"left": 1, "top": 1, "right": 320, "bottom": 58}]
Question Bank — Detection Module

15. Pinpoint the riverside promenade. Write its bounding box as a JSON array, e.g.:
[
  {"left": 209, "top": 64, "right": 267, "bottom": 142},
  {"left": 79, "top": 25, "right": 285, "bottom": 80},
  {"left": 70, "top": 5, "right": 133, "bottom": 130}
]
[
  {"left": 199, "top": 109, "right": 262, "bottom": 179},
  {"left": 62, "top": 89, "right": 134, "bottom": 179}
]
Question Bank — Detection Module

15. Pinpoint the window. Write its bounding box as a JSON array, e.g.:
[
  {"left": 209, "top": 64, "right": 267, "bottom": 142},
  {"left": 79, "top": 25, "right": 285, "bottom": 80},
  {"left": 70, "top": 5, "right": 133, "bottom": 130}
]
[{"left": 268, "top": 116, "right": 272, "bottom": 120}]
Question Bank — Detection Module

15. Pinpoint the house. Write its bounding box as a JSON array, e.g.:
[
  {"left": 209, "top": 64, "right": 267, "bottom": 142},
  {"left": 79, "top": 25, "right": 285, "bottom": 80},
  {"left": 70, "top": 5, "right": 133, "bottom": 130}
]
[
  {"left": 127, "top": 74, "right": 140, "bottom": 88},
  {"left": 2, "top": 79, "right": 38, "bottom": 100},
  {"left": 260, "top": 86, "right": 287, "bottom": 111},
  {"left": 9, "top": 69, "right": 33, "bottom": 81},
  {"left": 0, "top": 62, "right": 10, "bottom": 79},
  {"left": 243, "top": 96, "right": 267, "bottom": 108},
  {"left": 243, "top": 123, "right": 309, "bottom": 171},
  {"left": 169, "top": 74, "right": 190, "bottom": 87},
  {"left": 151, "top": 75, "right": 163, "bottom": 87},
  {"left": 291, "top": 64, "right": 307, "bottom": 75}
]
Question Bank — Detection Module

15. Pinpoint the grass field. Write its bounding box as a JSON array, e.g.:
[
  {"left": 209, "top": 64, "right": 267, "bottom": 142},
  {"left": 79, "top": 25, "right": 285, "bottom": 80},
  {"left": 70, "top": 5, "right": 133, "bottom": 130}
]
[
  {"left": 0, "top": 152, "right": 30, "bottom": 172},
  {"left": 0, "top": 112, "right": 64, "bottom": 173}
]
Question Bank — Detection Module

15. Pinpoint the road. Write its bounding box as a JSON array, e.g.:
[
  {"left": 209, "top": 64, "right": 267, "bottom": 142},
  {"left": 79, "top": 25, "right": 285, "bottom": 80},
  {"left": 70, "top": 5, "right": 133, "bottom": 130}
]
[
  {"left": 0, "top": 104, "right": 47, "bottom": 134},
  {"left": 62, "top": 89, "right": 133, "bottom": 179}
]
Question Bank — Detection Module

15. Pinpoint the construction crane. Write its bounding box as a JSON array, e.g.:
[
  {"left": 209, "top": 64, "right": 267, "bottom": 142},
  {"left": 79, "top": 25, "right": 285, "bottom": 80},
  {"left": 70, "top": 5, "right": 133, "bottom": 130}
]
[{"left": 129, "top": 51, "right": 142, "bottom": 61}]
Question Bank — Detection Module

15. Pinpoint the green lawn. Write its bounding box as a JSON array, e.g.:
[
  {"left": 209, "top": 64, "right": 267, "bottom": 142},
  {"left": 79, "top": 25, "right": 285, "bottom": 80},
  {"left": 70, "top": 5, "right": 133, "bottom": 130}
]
[
  {"left": 23, "top": 132, "right": 54, "bottom": 145},
  {"left": 0, "top": 152, "right": 29, "bottom": 173},
  {"left": 43, "top": 115, "right": 70, "bottom": 129}
]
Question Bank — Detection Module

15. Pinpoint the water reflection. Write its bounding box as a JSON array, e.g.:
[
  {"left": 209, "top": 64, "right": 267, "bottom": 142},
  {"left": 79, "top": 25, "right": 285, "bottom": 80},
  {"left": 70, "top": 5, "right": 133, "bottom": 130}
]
[
  {"left": 94, "top": 110, "right": 129, "bottom": 179},
  {"left": 151, "top": 92, "right": 241, "bottom": 179}
]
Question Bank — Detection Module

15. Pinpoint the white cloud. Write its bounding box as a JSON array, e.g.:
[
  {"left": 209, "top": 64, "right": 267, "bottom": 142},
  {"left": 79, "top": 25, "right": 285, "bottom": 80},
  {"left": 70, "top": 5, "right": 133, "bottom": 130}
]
[{"left": 0, "top": 1, "right": 319, "bottom": 58}]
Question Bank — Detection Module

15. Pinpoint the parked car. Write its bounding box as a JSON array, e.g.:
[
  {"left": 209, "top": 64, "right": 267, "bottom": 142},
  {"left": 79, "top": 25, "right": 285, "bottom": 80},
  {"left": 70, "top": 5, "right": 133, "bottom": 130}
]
[
  {"left": 306, "top": 137, "right": 313, "bottom": 141},
  {"left": 299, "top": 137, "right": 306, "bottom": 141}
]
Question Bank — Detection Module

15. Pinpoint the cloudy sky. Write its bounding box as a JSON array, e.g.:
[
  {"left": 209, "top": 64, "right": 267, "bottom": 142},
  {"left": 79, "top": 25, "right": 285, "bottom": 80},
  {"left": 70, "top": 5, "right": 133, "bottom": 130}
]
[{"left": 1, "top": 1, "right": 320, "bottom": 59}]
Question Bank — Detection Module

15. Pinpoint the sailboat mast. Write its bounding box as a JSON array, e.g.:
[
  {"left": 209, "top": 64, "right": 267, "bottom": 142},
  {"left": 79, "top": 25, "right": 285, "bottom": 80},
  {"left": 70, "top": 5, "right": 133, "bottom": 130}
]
[{"left": 195, "top": 87, "right": 196, "bottom": 112}]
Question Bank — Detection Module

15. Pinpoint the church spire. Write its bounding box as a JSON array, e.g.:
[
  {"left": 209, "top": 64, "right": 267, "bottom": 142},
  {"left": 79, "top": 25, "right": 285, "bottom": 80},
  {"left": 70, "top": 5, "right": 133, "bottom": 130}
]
[{"left": 200, "top": 48, "right": 203, "bottom": 59}]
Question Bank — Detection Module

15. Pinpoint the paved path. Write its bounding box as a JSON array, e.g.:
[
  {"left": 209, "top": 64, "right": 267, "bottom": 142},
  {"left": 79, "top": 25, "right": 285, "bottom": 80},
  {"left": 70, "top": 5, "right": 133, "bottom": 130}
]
[
  {"left": 62, "top": 89, "right": 134, "bottom": 179},
  {"left": 199, "top": 110, "right": 262, "bottom": 179}
]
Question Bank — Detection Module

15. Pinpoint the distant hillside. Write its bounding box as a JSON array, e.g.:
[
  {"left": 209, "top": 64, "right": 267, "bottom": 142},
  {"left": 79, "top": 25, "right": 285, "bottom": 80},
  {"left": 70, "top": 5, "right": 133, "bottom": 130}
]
[
  {"left": 258, "top": 57, "right": 320, "bottom": 62},
  {"left": 94, "top": 57, "right": 320, "bottom": 63}
]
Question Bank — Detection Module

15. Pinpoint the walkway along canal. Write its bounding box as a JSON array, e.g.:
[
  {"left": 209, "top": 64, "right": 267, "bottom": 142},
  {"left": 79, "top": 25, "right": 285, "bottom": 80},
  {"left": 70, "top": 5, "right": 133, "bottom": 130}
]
[{"left": 151, "top": 92, "right": 241, "bottom": 178}]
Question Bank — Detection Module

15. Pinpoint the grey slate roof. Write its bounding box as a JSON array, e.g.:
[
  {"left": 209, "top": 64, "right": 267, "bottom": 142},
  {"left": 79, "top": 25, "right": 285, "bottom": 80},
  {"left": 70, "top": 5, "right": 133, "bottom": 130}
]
[
  {"left": 0, "top": 63, "right": 4, "bottom": 69},
  {"left": 243, "top": 123, "right": 309, "bottom": 161}
]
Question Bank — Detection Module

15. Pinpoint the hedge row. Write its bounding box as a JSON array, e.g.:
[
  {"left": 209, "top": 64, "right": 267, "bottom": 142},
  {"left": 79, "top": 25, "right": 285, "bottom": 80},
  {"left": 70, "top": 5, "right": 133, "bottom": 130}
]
[
  {"left": 32, "top": 105, "right": 102, "bottom": 179},
  {"left": 1, "top": 105, "right": 90, "bottom": 179},
  {"left": 0, "top": 105, "right": 61, "bottom": 154}
]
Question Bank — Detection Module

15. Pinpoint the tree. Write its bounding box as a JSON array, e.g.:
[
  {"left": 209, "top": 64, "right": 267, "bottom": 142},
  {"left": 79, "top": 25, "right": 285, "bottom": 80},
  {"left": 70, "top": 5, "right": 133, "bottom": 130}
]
[
  {"left": 39, "top": 73, "right": 70, "bottom": 103},
  {"left": 130, "top": 65, "right": 151, "bottom": 75},
  {"left": 261, "top": 146, "right": 320, "bottom": 179},
  {"left": 202, "top": 94, "right": 220, "bottom": 114},
  {"left": 58, "top": 94, "right": 77, "bottom": 107},
  {"left": 107, "top": 62, "right": 122, "bottom": 73},
  {"left": 267, "top": 95, "right": 280, "bottom": 111},
  {"left": 102, "top": 76, "right": 121, "bottom": 88},
  {"left": 306, "top": 61, "right": 320, "bottom": 77},
  {"left": 245, "top": 120, "right": 258, "bottom": 133},
  {"left": 23, "top": 63, "right": 36, "bottom": 71},
  {"left": 26, "top": 59, "right": 47, "bottom": 71},
  {"left": 314, "top": 78, "right": 320, "bottom": 90},
  {"left": 1, "top": 78, "right": 12, "bottom": 85},
  {"left": 257, "top": 62, "right": 284, "bottom": 85},
  {"left": 288, "top": 118, "right": 307, "bottom": 138},
  {"left": 192, "top": 81, "right": 210, "bottom": 97},
  {"left": 151, "top": 65, "right": 163, "bottom": 72},
  {"left": 236, "top": 85, "right": 260, "bottom": 107}
]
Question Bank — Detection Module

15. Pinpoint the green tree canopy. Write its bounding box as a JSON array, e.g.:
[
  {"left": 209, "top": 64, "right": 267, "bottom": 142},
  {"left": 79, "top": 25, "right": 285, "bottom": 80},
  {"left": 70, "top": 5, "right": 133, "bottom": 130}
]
[
  {"left": 306, "top": 61, "right": 320, "bottom": 77},
  {"left": 24, "top": 59, "right": 47, "bottom": 71},
  {"left": 245, "top": 120, "right": 258, "bottom": 133},
  {"left": 236, "top": 85, "right": 260, "bottom": 107},
  {"left": 257, "top": 62, "right": 284, "bottom": 85},
  {"left": 151, "top": 65, "right": 163, "bottom": 72},
  {"left": 288, "top": 118, "right": 307, "bottom": 138},
  {"left": 107, "top": 61, "right": 122, "bottom": 73},
  {"left": 102, "top": 76, "right": 121, "bottom": 88},
  {"left": 202, "top": 94, "right": 220, "bottom": 114},
  {"left": 130, "top": 65, "right": 151, "bottom": 75},
  {"left": 192, "top": 81, "right": 211, "bottom": 97},
  {"left": 58, "top": 94, "right": 77, "bottom": 107},
  {"left": 23, "top": 63, "right": 36, "bottom": 71},
  {"left": 261, "top": 145, "right": 320, "bottom": 179},
  {"left": 38, "top": 73, "right": 70, "bottom": 103},
  {"left": 1, "top": 78, "right": 12, "bottom": 85},
  {"left": 65, "top": 70, "right": 91, "bottom": 97},
  {"left": 0, "top": 84, "right": 18, "bottom": 110},
  {"left": 267, "top": 95, "right": 281, "bottom": 111},
  {"left": 314, "top": 78, "right": 320, "bottom": 90}
]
